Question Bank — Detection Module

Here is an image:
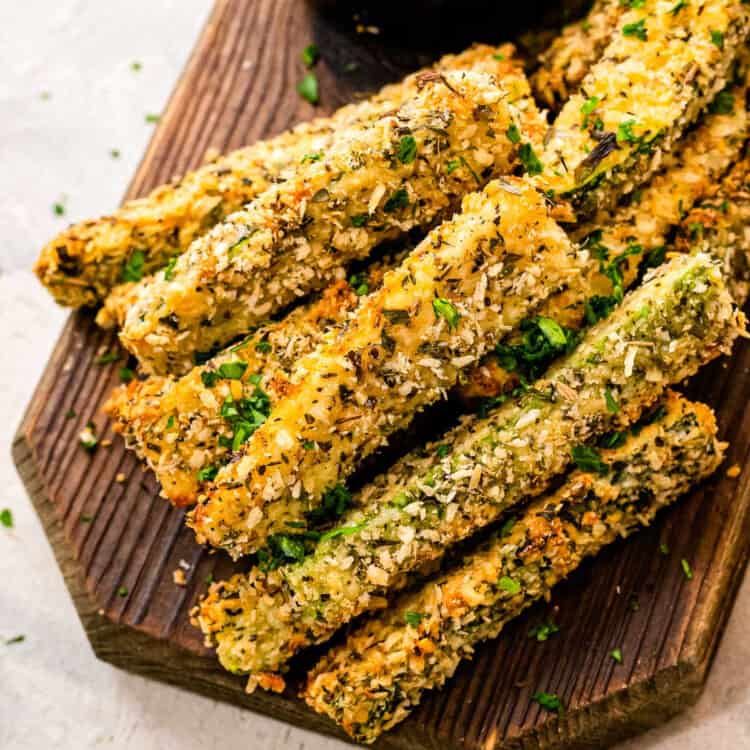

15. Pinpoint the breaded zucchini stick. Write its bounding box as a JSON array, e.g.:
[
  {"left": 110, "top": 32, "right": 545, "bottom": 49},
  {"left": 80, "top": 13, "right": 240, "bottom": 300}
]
[
  {"left": 462, "top": 76, "right": 750, "bottom": 401},
  {"left": 104, "top": 255, "right": 401, "bottom": 506},
  {"left": 194, "top": 253, "right": 741, "bottom": 687},
  {"left": 677, "top": 152, "right": 750, "bottom": 305},
  {"left": 35, "top": 43, "right": 517, "bottom": 309},
  {"left": 532, "top": 0, "right": 624, "bottom": 110},
  {"left": 119, "top": 68, "right": 545, "bottom": 375},
  {"left": 303, "top": 393, "right": 725, "bottom": 743},
  {"left": 188, "top": 178, "right": 584, "bottom": 554},
  {"left": 537, "top": 0, "right": 750, "bottom": 218}
]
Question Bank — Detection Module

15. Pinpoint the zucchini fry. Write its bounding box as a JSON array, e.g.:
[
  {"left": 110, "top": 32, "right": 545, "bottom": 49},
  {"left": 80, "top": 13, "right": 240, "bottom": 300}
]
[
  {"left": 35, "top": 43, "right": 518, "bottom": 309},
  {"left": 104, "top": 255, "right": 401, "bottom": 507},
  {"left": 532, "top": 0, "right": 624, "bottom": 110},
  {"left": 120, "top": 68, "right": 544, "bottom": 375},
  {"left": 194, "top": 253, "right": 741, "bottom": 687},
  {"left": 677, "top": 152, "right": 750, "bottom": 305},
  {"left": 188, "top": 178, "right": 584, "bottom": 555},
  {"left": 461, "top": 75, "right": 750, "bottom": 401},
  {"left": 303, "top": 393, "right": 725, "bottom": 743},
  {"left": 537, "top": 0, "right": 750, "bottom": 218}
]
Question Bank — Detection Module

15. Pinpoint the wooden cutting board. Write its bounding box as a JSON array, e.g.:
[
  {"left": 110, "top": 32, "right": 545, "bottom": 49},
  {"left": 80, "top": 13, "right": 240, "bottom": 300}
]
[{"left": 14, "top": 1, "right": 750, "bottom": 748}]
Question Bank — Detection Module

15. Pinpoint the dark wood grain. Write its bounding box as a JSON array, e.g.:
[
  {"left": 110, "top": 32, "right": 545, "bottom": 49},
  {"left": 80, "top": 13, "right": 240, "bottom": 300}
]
[{"left": 14, "top": 1, "right": 750, "bottom": 748}]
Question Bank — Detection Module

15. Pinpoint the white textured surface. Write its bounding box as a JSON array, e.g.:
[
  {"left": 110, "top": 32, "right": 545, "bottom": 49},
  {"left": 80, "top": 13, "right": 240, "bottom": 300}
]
[{"left": 0, "top": 2, "right": 747, "bottom": 748}]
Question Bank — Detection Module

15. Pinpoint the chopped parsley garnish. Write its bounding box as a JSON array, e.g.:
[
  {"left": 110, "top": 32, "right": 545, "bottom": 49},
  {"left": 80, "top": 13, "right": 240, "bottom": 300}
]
[
  {"left": 119, "top": 367, "right": 135, "bottom": 383},
  {"left": 257, "top": 532, "right": 318, "bottom": 570},
  {"left": 500, "top": 516, "right": 516, "bottom": 537},
  {"left": 604, "top": 388, "right": 619, "bottom": 413},
  {"left": 436, "top": 444, "right": 450, "bottom": 458},
  {"left": 404, "top": 611, "right": 423, "bottom": 627},
  {"left": 301, "top": 152, "right": 322, "bottom": 163},
  {"left": 622, "top": 18, "right": 647, "bottom": 41},
  {"left": 80, "top": 514, "right": 94, "bottom": 523},
  {"left": 5, "top": 634, "right": 25, "bottom": 645},
  {"left": 659, "top": 542, "right": 670, "bottom": 555},
  {"left": 307, "top": 483, "right": 352, "bottom": 525},
  {"left": 571, "top": 444, "right": 609, "bottom": 475},
  {"left": 528, "top": 620, "right": 559, "bottom": 642},
  {"left": 343, "top": 61, "right": 359, "bottom": 73},
  {"left": 623, "top": 0, "right": 645, "bottom": 7},
  {"left": 492, "top": 52, "right": 505, "bottom": 61},
  {"left": 297, "top": 73, "right": 319, "bottom": 104},
  {"left": 220, "top": 381, "right": 271, "bottom": 450},
  {"left": 670, "top": 0, "right": 687, "bottom": 12},
  {"left": 348, "top": 272, "right": 369, "bottom": 296},
  {"left": 681, "top": 558, "right": 693, "bottom": 580},
  {"left": 201, "top": 360, "right": 249, "bottom": 387},
  {"left": 383, "top": 188, "right": 409, "bottom": 213},
  {"left": 53, "top": 201, "right": 65, "bottom": 216},
  {"left": 498, "top": 576, "right": 521, "bottom": 594},
  {"left": 255, "top": 340, "right": 272, "bottom": 353},
  {"left": 163, "top": 255, "right": 179, "bottom": 281},
  {"left": 580, "top": 95, "right": 600, "bottom": 128},
  {"left": 506, "top": 123, "right": 521, "bottom": 144},
  {"left": 79, "top": 422, "right": 98, "bottom": 453},
  {"left": 117, "top": 586, "right": 129, "bottom": 597},
  {"left": 445, "top": 158, "right": 460, "bottom": 174},
  {"left": 533, "top": 691, "right": 563, "bottom": 712},
  {"left": 65, "top": 408, "right": 76, "bottom": 419},
  {"left": 616, "top": 118, "right": 639, "bottom": 144},
  {"left": 599, "top": 430, "right": 626, "bottom": 449},
  {"left": 584, "top": 295, "right": 618, "bottom": 324},
  {"left": 110, "top": 148, "right": 121, "bottom": 159},
  {"left": 319, "top": 523, "right": 366, "bottom": 542},
  {"left": 145, "top": 113, "right": 160, "bottom": 124},
  {"left": 0, "top": 508, "right": 13, "bottom": 529},
  {"left": 710, "top": 30, "right": 724, "bottom": 48},
  {"left": 166, "top": 415, "right": 175, "bottom": 429},
  {"left": 40, "top": 91, "right": 51, "bottom": 100},
  {"left": 519, "top": 143, "right": 543, "bottom": 175},
  {"left": 709, "top": 89, "right": 734, "bottom": 115},
  {"left": 302, "top": 43, "right": 320, "bottom": 68},
  {"left": 302, "top": 440, "right": 315, "bottom": 450},
  {"left": 122, "top": 250, "right": 146, "bottom": 282},
  {"left": 197, "top": 465, "right": 218, "bottom": 482},
  {"left": 397, "top": 134, "right": 417, "bottom": 164},
  {"left": 610, "top": 647, "right": 623, "bottom": 663},
  {"left": 130, "top": 61, "right": 142, "bottom": 72},
  {"left": 496, "top": 316, "right": 579, "bottom": 381},
  {"left": 95, "top": 351, "right": 119, "bottom": 365},
  {"left": 351, "top": 213, "right": 368, "bottom": 227},
  {"left": 433, "top": 298, "right": 460, "bottom": 329}
]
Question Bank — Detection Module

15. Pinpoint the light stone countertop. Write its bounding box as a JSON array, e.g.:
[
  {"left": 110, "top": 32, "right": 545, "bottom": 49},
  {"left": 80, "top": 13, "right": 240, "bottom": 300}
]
[{"left": 0, "top": 1, "right": 748, "bottom": 748}]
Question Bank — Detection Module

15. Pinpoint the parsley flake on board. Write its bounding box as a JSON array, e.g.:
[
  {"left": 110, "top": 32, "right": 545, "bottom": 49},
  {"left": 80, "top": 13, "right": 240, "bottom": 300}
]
[
  {"left": 5, "top": 635, "right": 25, "bottom": 646},
  {"left": 533, "top": 691, "right": 563, "bottom": 713},
  {"left": 79, "top": 422, "right": 98, "bottom": 453},
  {"left": 95, "top": 351, "right": 119, "bottom": 365},
  {"left": 528, "top": 620, "right": 559, "bottom": 642},
  {"left": 297, "top": 73, "right": 319, "bottom": 104},
  {"left": 681, "top": 558, "right": 694, "bottom": 580},
  {"left": 302, "top": 43, "right": 320, "bottom": 68},
  {"left": 145, "top": 113, "right": 160, "bottom": 124},
  {"left": 610, "top": 648, "right": 623, "bottom": 663}
]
